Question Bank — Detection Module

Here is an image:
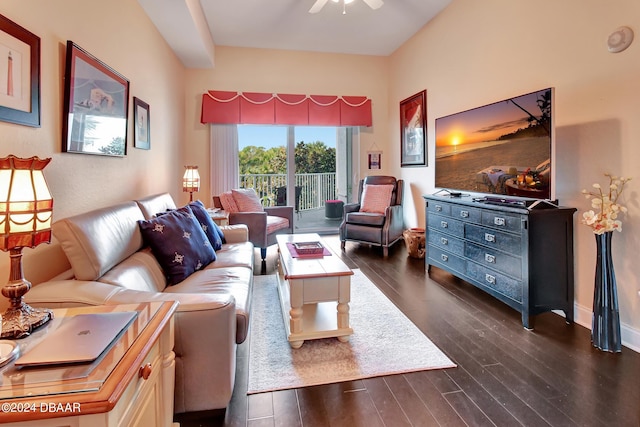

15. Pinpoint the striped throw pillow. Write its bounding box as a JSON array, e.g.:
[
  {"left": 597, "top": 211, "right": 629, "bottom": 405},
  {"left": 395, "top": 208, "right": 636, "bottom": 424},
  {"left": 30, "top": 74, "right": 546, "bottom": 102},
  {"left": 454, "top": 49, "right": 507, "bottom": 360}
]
[
  {"left": 360, "top": 184, "right": 394, "bottom": 214},
  {"left": 232, "top": 188, "right": 264, "bottom": 212},
  {"left": 219, "top": 191, "right": 239, "bottom": 213}
]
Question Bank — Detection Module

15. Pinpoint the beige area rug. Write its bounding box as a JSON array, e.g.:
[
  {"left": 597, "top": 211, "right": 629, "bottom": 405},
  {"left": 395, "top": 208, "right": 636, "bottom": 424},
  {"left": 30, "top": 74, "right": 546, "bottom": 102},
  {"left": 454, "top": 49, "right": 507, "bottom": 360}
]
[{"left": 247, "top": 269, "right": 456, "bottom": 394}]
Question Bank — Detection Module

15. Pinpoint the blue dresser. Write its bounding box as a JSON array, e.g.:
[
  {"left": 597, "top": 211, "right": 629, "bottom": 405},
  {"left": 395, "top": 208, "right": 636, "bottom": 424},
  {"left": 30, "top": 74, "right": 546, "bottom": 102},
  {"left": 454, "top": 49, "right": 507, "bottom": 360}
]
[{"left": 424, "top": 194, "right": 576, "bottom": 329}]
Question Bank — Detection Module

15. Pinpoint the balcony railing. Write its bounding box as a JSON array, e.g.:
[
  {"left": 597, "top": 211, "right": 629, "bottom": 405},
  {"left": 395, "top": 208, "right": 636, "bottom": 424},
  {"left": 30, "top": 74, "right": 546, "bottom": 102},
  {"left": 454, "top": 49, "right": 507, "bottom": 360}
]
[{"left": 240, "top": 173, "right": 336, "bottom": 211}]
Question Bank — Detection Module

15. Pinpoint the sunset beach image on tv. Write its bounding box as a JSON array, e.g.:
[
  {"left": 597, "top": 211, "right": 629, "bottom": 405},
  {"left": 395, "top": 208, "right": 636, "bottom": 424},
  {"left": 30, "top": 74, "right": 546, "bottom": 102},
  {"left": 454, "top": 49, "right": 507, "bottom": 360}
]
[{"left": 435, "top": 88, "right": 553, "bottom": 200}]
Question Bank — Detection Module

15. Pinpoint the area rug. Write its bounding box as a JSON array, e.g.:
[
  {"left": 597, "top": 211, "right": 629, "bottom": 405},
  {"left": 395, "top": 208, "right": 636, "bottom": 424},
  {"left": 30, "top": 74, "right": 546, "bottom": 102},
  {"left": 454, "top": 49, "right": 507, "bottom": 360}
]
[{"left": 247, "top": 269, "right": 456, "bottom": 394}]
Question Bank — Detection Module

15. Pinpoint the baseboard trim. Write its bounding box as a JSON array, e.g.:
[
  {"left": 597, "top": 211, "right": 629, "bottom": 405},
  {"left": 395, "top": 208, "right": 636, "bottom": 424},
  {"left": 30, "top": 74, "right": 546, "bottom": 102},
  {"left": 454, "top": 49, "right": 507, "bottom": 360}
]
[{"left": 574, "top": 303, "right": 640, "bottom": 353}]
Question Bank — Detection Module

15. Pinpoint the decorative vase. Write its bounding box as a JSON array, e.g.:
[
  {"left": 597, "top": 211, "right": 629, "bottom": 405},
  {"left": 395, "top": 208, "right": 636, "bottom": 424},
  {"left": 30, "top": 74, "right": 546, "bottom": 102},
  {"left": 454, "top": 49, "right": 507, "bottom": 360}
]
[{"left": 591, "top": 231, "right": 622, "bottom": 353}]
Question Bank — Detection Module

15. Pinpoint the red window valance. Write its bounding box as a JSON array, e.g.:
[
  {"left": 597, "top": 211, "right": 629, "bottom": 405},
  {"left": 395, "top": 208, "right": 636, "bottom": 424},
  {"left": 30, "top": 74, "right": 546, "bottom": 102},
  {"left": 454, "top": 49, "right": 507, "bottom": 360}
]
[{"left": 201, "top": 91, "right": 372, "bottom": 127}]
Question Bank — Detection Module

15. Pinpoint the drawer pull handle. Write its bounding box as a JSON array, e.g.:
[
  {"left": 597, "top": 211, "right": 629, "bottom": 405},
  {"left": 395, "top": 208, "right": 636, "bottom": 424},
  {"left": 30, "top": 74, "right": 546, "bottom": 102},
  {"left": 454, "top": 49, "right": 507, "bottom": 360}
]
[
  {"left": 440, "top": 237, "right": 448, "bottom": 245},
  {"left": 484, "top": 233, "right": 496, "bottom": 243},
  {"left": 460, "top": 210, "right": 469, "bottom": 218},
  {"left": 494, "top": 217, "right": 506, "bottom": 226},
  {"left": 435, "top": 205, "right": 442, "bottom": 212},
  {"left": 440, "top": 221, "right": 448, "bottom": 228},
  {"left": 485, "top": 254, "right": 496, "bottom": 263},
  {"left": 139, "top": 363, "right": 152, "bottom": 380},
  {"left": 485, "top": 274, "right": 496, "bottom": 284},
  {"left": 441, "top": 254, "right": 449, "bottom": 262}
]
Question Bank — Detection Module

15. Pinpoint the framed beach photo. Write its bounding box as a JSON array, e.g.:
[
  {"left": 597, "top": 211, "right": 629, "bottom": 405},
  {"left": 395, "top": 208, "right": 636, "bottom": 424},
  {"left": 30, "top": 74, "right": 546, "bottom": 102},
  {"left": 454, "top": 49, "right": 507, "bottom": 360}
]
[
  {"left": 133, "top": 97, "right": 150, "bottom": 150},
  {"left": 62, "top": 41, "right": 129, "bottom": 157},
  {"left": 400, "top": 90, "right": 427, "bottom": 167},
  {"left": 0, "top": 14, "right": 40, "bottom": 127}
]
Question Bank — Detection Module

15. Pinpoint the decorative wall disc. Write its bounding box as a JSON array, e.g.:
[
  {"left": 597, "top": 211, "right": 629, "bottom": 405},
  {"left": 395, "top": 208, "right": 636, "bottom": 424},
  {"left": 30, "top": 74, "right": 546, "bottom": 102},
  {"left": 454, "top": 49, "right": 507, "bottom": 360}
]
[{"left": 607, "top": 26, "right": 634, "bottom": 53}]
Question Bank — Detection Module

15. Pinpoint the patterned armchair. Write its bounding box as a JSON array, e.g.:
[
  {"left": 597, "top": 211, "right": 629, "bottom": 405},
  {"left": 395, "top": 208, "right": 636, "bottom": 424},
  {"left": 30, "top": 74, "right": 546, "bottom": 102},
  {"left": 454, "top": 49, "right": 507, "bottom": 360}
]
[{"left": 340, "top": 176, "right": 404, "bottom": 256}]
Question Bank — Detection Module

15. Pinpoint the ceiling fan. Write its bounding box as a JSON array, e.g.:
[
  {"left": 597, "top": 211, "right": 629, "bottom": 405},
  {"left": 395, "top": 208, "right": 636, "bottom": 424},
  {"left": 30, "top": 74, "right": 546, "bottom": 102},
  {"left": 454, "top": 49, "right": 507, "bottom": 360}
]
[{"left": 309, "top": 0, "right": 384, "bottom": 14}]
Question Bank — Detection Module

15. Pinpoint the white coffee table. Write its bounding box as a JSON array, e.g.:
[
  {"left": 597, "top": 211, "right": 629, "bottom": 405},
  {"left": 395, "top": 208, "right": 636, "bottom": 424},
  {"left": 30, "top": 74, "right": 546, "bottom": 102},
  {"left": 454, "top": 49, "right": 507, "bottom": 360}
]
[{"left": 276, "top": 233, "right": 354, "bottom": 349}]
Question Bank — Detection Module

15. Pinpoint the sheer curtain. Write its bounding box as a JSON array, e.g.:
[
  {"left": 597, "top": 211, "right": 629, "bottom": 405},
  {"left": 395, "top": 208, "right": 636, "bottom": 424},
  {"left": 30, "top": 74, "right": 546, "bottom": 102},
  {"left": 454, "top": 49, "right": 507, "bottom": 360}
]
[{"left": 209, "top": 124, "right": 239, "bottom": 196}]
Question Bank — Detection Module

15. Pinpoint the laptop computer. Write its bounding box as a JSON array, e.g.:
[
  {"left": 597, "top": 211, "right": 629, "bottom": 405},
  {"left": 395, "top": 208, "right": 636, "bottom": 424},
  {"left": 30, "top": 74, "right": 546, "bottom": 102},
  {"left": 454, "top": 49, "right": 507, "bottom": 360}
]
[{"left": 15, "top": 311, "right": 138, "bottom": 367}]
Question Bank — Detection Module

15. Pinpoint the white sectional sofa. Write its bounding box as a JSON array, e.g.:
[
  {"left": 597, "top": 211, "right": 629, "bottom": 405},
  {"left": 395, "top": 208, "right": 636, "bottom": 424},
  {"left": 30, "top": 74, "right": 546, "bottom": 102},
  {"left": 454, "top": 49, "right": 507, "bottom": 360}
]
[{"left": 26, "top": 193, "right": 254, "bottom": 414}]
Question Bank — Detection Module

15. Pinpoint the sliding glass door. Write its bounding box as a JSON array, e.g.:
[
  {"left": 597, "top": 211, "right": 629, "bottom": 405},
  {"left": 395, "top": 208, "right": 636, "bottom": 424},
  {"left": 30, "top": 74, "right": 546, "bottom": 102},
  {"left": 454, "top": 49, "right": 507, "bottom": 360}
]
[{"left": 238, "top": 125, "right": 352, "bottom": 233}]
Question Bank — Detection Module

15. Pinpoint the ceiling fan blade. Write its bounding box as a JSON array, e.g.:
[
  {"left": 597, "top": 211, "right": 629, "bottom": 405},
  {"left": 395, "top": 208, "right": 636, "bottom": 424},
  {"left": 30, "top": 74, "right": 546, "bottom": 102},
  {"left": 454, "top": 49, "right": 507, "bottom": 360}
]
[
  {"left": 309, "top": 0, "right": 330, "bottom": 13},
  {"left": 362, "top": 0, "right": 384, "bottom": 10}
]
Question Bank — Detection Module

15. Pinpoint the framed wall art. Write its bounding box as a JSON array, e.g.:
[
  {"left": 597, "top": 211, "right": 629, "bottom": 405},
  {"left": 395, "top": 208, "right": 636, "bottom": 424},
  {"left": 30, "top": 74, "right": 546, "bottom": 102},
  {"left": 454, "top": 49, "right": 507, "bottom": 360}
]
[
  {"left": 0, "top": 14, "right": 40, "bottom": 127},
  {"left": 400, "top": 90, "right": 427, "bottom": 167},
  {"left": 62, "top": 41, "right": 129, "bottom": 157},
  {"left": 133, "top": 97, "right": 150, "bottom": 150},
  {"left": 368, "top": 151, "right": 381, "bottom": 170}
]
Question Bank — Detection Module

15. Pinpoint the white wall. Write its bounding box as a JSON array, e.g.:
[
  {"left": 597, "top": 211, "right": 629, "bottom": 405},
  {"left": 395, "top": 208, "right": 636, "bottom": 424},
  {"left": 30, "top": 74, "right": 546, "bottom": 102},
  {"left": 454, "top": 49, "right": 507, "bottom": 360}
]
[
  {"left": 0, "top": 0, "right": 186, "bottom": 290},
  {"left": 389, "top": 0, "right": 640, "bottom": 349}
]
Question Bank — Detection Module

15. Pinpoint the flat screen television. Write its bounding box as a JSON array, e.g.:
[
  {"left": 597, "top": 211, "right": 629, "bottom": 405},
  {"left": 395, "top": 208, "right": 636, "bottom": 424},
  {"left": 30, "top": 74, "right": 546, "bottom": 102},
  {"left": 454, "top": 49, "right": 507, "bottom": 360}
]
[{"left": 435, "top": 88, "right": 554, "bottom": 201}]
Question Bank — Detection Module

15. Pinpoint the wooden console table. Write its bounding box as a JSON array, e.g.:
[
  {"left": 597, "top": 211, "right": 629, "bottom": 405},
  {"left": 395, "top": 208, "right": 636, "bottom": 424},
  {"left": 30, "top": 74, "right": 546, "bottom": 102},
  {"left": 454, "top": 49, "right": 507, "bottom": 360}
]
[{"left": 0, "top": 301, "right": 178, "bottom": 427}]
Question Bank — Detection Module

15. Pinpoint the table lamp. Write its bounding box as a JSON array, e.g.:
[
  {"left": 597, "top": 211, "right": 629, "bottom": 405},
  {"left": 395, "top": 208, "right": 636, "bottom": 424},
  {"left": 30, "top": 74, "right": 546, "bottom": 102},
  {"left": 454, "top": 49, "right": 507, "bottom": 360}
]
[
  {"left": 182, "top": 165, "right": 200, "bottom": 202},
  {"left": 0, "top": 155, "right": 54, "bottom": 339}
]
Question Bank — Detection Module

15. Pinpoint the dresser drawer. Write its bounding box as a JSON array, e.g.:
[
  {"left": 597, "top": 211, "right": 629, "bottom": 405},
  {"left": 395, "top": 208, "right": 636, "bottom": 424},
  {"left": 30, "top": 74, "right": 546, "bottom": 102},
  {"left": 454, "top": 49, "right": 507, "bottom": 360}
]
[
  {"left": 465, "top": 223, "right": 521, "bottom": 252},
  {"left": 481, "top": 210, "right": 523, "bottom": 233},
  {"left": 428, "top": 245, "right": 465, "bottom": 274},
  {"left": 451, "top": 205, "right": 481, "bottom": 223},
  {"left": 428, "top": 213, "right": 464, "bottom": 238},
  {"left": 427, "top": 201, "right": 451, "bottom": 216},
  {"left": 428, "top": 229, "right": 464, "bottom": 256},
  {"left": 466, "top": 262, "right": 523, "bottom": 303},
  {"left": 465, "top": 242, "right": 522, "bottom": 279}
]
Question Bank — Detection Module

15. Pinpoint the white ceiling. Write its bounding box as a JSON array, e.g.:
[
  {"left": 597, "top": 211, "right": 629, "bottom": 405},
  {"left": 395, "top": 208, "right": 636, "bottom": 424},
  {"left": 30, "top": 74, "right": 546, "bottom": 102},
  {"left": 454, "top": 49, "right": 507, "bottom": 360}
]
[{"left": 138, "top": 0, "right": 452, "bottom": 68}]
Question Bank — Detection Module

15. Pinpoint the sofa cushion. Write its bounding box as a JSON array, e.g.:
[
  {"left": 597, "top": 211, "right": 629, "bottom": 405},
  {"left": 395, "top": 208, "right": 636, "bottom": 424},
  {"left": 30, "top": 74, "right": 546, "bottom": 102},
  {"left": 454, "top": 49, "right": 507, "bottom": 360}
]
[
  {"left": 53, "top": 202, "right": 145, "bottom": 281},
  {"left": 206, "top": 242, "right": 254, "bottom": 270},
  {"left": 189, "top": 200, "right": 225, "bottom": 250},
  {"left": 163, "top": 266, "right": 253, "bottom": 344},
  {"left": 360, "top": 184, "right": 394, "bottom": 214},
  {"left": 266, "top": 215, "right": 290, "bottom": 234},
  {"left": 136, "top": 192, "right": 178, "bottom": 220},
  {"left": 232, "top": 188, "right": 263, "bottom": 212},
  {"left": 138, "top": 205, "right": 216, "bottom": 285},
  {"left": 98, "top": 247, "right": 167, "bottom": 293},
  {"left": 345, "top": 211, "right": 387, "bottom": 227}
]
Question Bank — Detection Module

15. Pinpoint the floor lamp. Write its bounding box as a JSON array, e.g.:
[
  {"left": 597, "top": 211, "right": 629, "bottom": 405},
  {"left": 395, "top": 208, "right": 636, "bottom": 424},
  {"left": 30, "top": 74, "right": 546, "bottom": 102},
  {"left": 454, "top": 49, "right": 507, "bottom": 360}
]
[{"left": 0, "top": 155, "right": 54, "bottom": 339}]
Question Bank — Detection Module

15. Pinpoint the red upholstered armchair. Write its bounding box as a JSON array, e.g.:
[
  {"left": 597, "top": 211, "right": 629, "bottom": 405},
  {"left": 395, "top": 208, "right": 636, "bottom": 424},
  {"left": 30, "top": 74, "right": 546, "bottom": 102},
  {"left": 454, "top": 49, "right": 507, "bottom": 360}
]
[
  {"left": 340, "top": 176, "right": 404, "bottom": 256},
  {"left": 214, "top": 189, "right": 293, "bottom": 260}
]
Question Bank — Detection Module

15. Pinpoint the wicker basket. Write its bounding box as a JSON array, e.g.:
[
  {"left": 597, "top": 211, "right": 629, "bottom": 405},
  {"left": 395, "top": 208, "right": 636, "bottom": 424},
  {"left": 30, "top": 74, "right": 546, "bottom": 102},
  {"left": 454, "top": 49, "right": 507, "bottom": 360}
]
[{"left": 293, "top": 241, "right": 324, "bottom": 255}]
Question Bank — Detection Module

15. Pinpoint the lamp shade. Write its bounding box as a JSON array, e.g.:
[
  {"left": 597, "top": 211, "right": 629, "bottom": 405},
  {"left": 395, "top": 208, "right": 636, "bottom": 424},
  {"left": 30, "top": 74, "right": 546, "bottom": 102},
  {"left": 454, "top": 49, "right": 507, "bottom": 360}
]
[
  {"left": 0, "top": 155, "right": 53, "bottom": 251},
  {"left": 182, "top": 166, "right": 200, "bottom": 193}
]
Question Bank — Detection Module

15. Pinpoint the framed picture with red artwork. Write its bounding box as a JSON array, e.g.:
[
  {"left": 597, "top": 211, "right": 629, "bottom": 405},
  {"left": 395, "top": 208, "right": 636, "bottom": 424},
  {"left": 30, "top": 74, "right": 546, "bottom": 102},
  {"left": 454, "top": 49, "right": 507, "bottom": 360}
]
[{"left": 400, "top": 90, "right": 427, "bottom": 167}]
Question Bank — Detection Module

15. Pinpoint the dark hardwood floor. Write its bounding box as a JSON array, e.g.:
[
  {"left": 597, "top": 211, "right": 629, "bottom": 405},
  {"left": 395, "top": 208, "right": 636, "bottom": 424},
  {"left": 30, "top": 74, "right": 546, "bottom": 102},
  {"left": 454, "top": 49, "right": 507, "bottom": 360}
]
[{"left": 179, "top": 235, "right": 640, "bottom": 427}]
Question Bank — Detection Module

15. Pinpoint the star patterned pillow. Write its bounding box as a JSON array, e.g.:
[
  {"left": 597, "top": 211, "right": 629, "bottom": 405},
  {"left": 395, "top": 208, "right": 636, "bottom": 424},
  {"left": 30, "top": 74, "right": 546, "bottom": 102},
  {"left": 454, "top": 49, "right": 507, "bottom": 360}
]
[
  {"left": 138, "top": 205, "right": 216, "bottom": 285},
  {"left": 189, "top": 200, "right": 225, "bottom": 250}
]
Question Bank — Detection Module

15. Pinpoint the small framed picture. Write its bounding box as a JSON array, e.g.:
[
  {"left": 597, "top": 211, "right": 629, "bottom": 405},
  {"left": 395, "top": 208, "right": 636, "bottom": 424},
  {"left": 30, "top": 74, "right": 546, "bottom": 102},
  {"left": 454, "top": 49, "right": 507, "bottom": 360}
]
[
  {"left": 133, "top": 97, "right": 150, "bottom": 150},
  {"left": 0, "top": 14, "right": 40, "bottom": 127},
  {"left": 368, "top": 151, "right": 381, "bottom": 169},
  {"left": 400, "top": 90, "right": 427, "bottom": 167}
]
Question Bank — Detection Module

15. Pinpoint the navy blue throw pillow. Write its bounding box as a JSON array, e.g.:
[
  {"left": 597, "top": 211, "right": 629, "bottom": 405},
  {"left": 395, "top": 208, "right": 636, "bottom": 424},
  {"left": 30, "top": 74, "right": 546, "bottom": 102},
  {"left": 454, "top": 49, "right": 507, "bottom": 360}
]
[
  {"left": 138, "top": 205, "right": 216, "bottom": 285},
  {"left": 189, "top": 200, "right": 225, "bottom": 250}
]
